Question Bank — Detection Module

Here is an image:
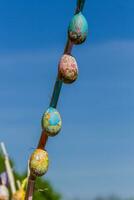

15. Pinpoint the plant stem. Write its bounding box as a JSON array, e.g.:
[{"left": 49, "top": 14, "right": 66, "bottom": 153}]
[{"left": 25, "top": 175, "right": 36, "bottom": 200}]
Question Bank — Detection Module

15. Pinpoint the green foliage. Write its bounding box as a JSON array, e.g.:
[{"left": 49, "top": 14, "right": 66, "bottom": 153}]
[
  {"left": 0, "top": 154, "right": 5, "bottom": 172},
  {"left": 0, "top": 153, "right": 61, "bottom": 200},
  {"left": 33, "top": 178, "right": 61, "bottom": 200}
]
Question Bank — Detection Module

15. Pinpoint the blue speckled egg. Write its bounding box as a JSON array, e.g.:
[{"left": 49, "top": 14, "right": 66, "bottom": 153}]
[
  {"left": 42, "top": 107, "right": 62, "bottom": 137},
  {"left": 68, "top": 12, "right": 88, "bottom": 44}
]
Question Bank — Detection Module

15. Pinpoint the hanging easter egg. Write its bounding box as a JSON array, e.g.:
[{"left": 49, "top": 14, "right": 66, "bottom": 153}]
[
  {"left": 30, "top": 149, "right": 49, "bottom": 177},
  {"left": 12, "top": 189, "right": 25, "bottom": 200},
  {"left": 58, "top": 54, "right": 78, "bottom": 84},
  {"left": 42, "top": 107, "right": 62, "bottom": 137},
  {"left": 68, "top": 12, "right": 88, "bottom": 44},
  {"left": 0, "top": 185, "right": 9, "bottom": 200}
]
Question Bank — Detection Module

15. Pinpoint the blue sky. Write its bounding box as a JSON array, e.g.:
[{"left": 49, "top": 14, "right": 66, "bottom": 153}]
[{"left": 0, "top": 0, "right": 134, "bottom": 199}]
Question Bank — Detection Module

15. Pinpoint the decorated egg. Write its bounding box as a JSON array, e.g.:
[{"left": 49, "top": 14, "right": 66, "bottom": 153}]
[
  {"left": 29, "top": 149, "right": 49, "bottom": 177},
  {"left": 12, "top": 189, "right": 25, "bottom": 200},
  {"left": 0, "top": 185, "right": 9, "bottom": 200},
  {"left": 42, "top": 107, "right": 62, "bottom": 137},
  {"left": 58, "top": 54, "right": 78, "bottom": 84},
  {"left": 68, "top": 12, "right": 88, "bottom": 44}
]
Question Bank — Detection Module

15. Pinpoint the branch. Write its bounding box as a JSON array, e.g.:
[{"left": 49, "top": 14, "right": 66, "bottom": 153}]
[{"left": 25, "top": 0, "right": 87, "bottom": 199}]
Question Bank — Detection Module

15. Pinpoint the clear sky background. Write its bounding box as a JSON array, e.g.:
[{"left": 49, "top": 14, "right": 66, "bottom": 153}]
[{"left": 0, "top": 0, "right": 134, "bottom": 199}]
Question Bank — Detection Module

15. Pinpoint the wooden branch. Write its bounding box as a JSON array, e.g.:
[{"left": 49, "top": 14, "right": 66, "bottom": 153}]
[{"left": 25, "top": 1, "right": 86, "bottom": 199}]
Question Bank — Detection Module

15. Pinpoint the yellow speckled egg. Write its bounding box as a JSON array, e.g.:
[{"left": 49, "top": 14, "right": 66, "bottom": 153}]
[
  {"left": 29, "top": 149, "right": 49, "bottom": 177},
  {"left": 58, "top": 54, "right": 78, "bottom": 84}
]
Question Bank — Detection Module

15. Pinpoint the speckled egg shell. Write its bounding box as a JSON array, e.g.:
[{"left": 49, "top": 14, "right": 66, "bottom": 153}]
[
  {"left": 42, "top": 107, "right": 62, "bottom": 137},
  {"left": 29, "top": 149, "right": 49, "bottom": 177},
  {"left": 58, "top": 54, "right": 78, "bottom": 84},
  {"left": 0, "top": 185, "right": 9, "bottom": 200},
  {"left": 68, "top": 12, "right": 88, "bottom": 44}
]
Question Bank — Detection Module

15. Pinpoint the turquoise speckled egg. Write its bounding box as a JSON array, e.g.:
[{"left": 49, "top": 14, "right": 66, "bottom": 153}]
[
  {"left": 58, "top": 54, "right": 78, "bottom": 84},
  {"left": 68, "top": 12, "right": 88, "bottom": 44},
  {"left": 42, "top": 107, "right": 62, "bottom": 137}
]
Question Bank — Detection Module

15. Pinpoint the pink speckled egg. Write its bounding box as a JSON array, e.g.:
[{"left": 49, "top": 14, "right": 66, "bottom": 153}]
[{"left": 58, "top": 54, "right": 78, "bottom": 84}]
